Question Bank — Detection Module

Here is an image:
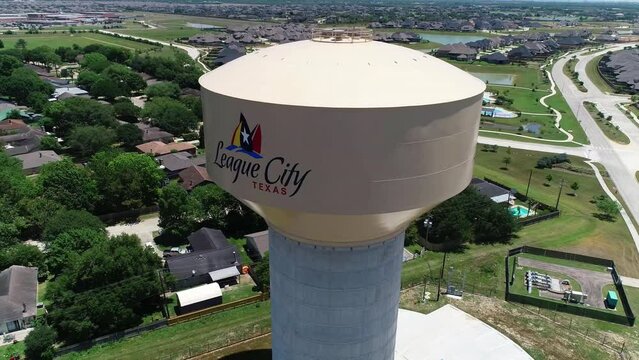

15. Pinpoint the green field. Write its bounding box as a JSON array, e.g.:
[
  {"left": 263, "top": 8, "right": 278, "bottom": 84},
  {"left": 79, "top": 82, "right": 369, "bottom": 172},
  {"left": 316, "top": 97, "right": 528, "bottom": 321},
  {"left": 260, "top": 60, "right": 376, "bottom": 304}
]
[
  {"left": 60, "top": 302, "right": 271, "bottom": 360},
  {"left": 0, "top": 32, "right": 159, "bottom": 51},
  {"left": 0, "top": 342, "right": 24, "bottom": 360},
  {"left": 586, "top": 54, "right": 616, "bottom": 94},
  {"left": 583, "top": 102, "right": 630, "bottom": 144},
  {"left": 229, "top": 238, "right": 253, "bottom": 265},
  {"left": 400, "top": 41, "right": 442, "bottom": 51},
  {"left": 222, "top": 283, "right": 260, "bottom": 303},
  {"left": 481, "top": 113, "right": 567, "bottom": 141}
]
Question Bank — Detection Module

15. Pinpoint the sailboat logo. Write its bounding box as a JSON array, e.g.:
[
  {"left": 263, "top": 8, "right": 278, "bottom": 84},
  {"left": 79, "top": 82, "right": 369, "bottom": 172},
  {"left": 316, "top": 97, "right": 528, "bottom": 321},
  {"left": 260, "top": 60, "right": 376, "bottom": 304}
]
[{"left": 226, "top": 113, "right": 262, "bottom": 159}]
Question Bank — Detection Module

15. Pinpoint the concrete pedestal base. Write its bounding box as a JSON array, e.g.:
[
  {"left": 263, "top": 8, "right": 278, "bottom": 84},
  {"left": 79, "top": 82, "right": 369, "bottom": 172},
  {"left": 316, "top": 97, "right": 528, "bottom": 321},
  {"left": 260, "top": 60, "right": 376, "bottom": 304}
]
[{"left": 269, "top": 230, "right": 405, "bottom": 360}]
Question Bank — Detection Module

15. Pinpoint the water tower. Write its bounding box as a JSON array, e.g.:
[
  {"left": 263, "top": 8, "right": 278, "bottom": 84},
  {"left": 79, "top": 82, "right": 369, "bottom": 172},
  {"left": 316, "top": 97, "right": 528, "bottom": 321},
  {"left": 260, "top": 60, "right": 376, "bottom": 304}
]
[{"left": 200, "top": 29, "right": 485, "bottom": 360}]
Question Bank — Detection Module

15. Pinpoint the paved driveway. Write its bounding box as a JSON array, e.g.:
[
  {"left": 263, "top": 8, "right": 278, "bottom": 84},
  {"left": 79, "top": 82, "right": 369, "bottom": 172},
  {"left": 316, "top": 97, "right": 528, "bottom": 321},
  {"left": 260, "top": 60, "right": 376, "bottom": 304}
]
[{"left": 518, "top": 257, "right": 613, "bottom": 309}]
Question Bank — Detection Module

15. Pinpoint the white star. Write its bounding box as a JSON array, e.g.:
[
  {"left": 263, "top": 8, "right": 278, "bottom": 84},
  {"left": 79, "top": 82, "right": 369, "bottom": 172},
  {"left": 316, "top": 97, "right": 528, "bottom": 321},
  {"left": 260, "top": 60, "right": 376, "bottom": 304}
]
[{"left": 241, "top": 129, "right": 250, "bottom": 144}]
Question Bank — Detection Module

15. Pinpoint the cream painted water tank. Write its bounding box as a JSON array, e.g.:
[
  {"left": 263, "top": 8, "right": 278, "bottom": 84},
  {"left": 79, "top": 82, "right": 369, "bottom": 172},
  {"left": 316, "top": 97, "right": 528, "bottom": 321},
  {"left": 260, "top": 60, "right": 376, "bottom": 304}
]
[{"left": 200, "top": 29, "right": 485, "bottom": 360}]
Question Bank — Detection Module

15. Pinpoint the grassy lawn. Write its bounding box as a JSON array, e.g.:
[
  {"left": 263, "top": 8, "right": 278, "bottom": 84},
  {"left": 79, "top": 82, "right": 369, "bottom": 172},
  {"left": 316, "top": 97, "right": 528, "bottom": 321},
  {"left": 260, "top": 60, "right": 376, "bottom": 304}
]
[
  {"left": 60, "top": 302, "right": 271, "bottom": 360},
  {"left": 222, "top": 283, "right": 260, "bottom": 303},
  {"left": 0, "top": 342, "right": 25, "bottom": 360},
  {"left": 585, "top": 54, "right": 616, "bottom": 94},
  {"left": 0, "top": 32, "right": 159, "bottom": 50},
  {"left": 489, "top": 86, "right": 547, "bottom": 113},
  {"left": 449, "top": 61, "right": 550, "bottom": 90},
  {"left": 229, "top": 238, "right": 253, "bottom": 265},
  {"left": 563, "top": 57, "right": 588, "bottom": 92},
  {"left": 583, "top": 101, "right": 630, "bottom": 144},
  {"left": 545, "top": 89, "right": 590, "bottom": 144},
  {"left": 112, "top": 28, "right": 202, "bottom": 42}
]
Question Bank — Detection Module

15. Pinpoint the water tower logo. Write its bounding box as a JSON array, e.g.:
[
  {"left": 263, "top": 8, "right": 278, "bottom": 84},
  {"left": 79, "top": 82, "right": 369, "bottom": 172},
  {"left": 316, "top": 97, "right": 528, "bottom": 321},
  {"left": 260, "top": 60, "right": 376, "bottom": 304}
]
[{"left": 225, "top": 114, "right": 262, "bottom": 159}]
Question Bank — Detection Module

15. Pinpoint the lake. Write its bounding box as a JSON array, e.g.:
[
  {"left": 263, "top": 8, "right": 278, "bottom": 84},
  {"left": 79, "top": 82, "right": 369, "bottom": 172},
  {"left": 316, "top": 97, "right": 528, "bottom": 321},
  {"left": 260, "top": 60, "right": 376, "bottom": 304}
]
[
  {"left": 470, "top": 72, "right": 515, "bottom": 86},
  {"left": 419, "top": 33, "right": 488, "bottom": 45}
]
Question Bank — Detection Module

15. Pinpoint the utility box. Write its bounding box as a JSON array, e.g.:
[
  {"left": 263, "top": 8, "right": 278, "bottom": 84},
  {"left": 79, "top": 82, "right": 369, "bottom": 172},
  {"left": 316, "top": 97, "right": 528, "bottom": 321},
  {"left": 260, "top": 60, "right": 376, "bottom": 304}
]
[{"left": 606, "top": 290, "right": 618, "bottom": 309}]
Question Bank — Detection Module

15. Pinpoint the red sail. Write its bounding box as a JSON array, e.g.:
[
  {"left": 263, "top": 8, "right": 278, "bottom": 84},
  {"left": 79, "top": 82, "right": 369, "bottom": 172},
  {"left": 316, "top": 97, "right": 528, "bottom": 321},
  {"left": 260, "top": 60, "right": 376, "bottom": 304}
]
[{"left": 251, "top": 124, "right": 262, "bottom": 154}]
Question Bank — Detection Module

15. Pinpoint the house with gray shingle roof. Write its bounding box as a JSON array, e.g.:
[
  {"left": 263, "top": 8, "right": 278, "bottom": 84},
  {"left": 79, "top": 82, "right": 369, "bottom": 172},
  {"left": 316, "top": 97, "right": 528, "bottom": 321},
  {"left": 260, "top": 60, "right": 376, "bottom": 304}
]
[
  {"left": 0, "top": 266, "right": 38, "bottom": 334},
  {"left": 13, "top": 150, "right": 62, "bottom": 175}
]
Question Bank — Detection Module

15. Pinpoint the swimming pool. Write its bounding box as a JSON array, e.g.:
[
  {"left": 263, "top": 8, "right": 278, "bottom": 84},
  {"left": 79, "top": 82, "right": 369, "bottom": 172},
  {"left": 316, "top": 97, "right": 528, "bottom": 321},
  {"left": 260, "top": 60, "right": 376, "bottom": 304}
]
[{"left": 509, "top": 205, "right": 535, "bottom": 218}]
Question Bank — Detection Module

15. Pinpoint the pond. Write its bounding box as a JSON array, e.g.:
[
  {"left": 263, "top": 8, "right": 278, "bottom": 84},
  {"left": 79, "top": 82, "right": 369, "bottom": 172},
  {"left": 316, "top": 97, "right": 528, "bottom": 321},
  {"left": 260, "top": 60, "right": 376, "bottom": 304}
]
[
  {"left": 470, "top": 72, "right": 515, "bottom": 86},
  {"left": 419, "top": 33, "right": 488, "bottom": 45}
]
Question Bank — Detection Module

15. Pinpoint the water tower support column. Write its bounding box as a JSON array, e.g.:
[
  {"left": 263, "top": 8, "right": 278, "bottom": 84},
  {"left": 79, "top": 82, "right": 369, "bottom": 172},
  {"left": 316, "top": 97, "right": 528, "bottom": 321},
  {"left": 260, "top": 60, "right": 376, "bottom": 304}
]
[{"left": 269, "top": 229, "right": 405, "bottom": 360}]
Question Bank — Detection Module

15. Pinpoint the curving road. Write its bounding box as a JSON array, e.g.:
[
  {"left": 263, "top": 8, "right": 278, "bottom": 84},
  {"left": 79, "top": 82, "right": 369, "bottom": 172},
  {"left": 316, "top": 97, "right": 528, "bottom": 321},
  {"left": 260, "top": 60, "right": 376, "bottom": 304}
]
[{"left": 553, "top": 45, "right": 639, "bottom": 234}]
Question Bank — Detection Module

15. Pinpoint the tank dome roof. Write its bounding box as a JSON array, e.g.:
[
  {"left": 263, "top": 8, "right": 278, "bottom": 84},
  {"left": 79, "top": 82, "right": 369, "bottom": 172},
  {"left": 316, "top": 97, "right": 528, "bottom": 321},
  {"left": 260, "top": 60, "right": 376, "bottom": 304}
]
[{"left": 199, "top": 39, "right": 485, "bottom": 109}]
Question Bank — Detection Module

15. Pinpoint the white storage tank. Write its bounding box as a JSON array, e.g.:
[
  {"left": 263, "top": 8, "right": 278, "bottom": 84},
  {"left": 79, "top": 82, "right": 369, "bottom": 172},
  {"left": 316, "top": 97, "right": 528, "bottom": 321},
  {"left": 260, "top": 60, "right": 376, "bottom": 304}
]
[{"left": 200, "top": 28, "right": 485, "bottom": 360}]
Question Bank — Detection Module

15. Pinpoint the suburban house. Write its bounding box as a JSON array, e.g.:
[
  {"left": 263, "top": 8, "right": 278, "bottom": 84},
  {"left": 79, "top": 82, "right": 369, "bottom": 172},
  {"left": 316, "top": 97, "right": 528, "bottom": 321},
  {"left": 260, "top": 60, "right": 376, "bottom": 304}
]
[
  {"left": 214, "top": 44, "right": 246, "bottom": 67},
  {"left": 136, "top": 123, "right": 174, "bottom": 143},
  {"left": 51, "top": 87, "right": 89, "bottom": 101},
  {"left": 435, "top": 43, "right": 477, "bottom": 61},
  {"left": 470, "top": 178, "right": 515, "bottom": 205},
  {"left": 166, "top": 228, "right": 240, "bottom": 289},
  {"left": 135, "top": 141, "right": 196, "bottom": 157},
  {"left": 156, "top": 152, "right": 206, "bottom": 178},
  {"left": 480, "top": 52, "right": 509, "bottom": 64},
  {"left": 0, "top": 119, "right": 47, "bottom": 156},
  {"left": 245, "top": 230, "right": 269, "bottom": 260},
  {"left": 0, "top": 266, "right": 38, "bottom": 334},
  {"left": 178, "top": 165, "right": 212, "bottom": 191},
  {"left": 13, "top": 150, "right": 62, "bottom": 175},
  {"left": 175, "top": 282, "right": 223, "bottom": 315}
]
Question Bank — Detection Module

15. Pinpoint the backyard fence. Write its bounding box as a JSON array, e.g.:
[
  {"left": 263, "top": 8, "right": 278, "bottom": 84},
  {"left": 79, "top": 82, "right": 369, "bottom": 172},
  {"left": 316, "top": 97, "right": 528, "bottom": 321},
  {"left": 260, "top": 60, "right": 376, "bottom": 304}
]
[
  {"left": 505, "top": 246, "right": 635, "bottom": 326},
  {"left": 55, "top": 319, "right": 168, "bottom": 357}
]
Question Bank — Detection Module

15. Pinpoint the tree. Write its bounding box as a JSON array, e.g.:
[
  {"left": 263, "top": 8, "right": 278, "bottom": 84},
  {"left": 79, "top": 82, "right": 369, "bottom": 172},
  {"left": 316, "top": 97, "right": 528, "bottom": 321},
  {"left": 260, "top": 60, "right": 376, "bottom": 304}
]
[
  {"left": 0, "top": 54, "right": 22, "bottom": 76},
  {"left": 117, "top": 123, "right": 143, "bottom": 149},
  {"left": 76, "top": 70, "right": 101, "bottom": 89},
  {"left": 181, "top": 95, "right": 202, "bottom": 119},
  {"left": 90, "top": 76, "right": 124, "bottom": 100},
  {"left": 44, "top": 98, "right": 116, "bottom": 136},
  {"left": 0, "top": 67, "right": 54, "bottom": 105},
  {"left": 18, "top": 197, "right": 64, "bottom": 240},
  {"left": 46, "top": 228, "right": 108, "bottom": 276},
  {"left": 101, "top": 64, "right": 146, "bottom": 94},
  {"left": 39, "top": 135, "right": 62, "bottom": 152},
  {"left": 253, "top": 252, "right": 270, "bottom": 292},
  {"left": 100, "top": 153, "right": 165, "bottom": 211},
  {"left": 46, "top": 234, "right": 162, "bottom": 343},
  {"left": 158, "top": 182, "right": 197, "bottom": 239},
  {"left": 15, "top": 38, "right": 27, "bottom": 49},
  {"left": 594, "top": 195, "right": 621, "bottom": 221},
  {"left": 502, "top": 156, "right": 511, "bottom": 170},
  {"left": 37, "top": 159, "right": 100, "bottom": 211},
  {"left": 28, "top": 46, "right": 61, "bottom": 71},
  {"left": 142, "top": 97, "right": 198, "bottom": 135},
  {"left": 67, "top": 125, "right": 117, "bottom": 159},
  {"left": 0, "top": 243, "right": 46, "bottom": 273},
  {"left": 42, "top": 209, "right": 105, "bottom": 242},
  {"left": 80, "top": 52, "right": 110, "bottom": 73},
  {"left": 545, "top": 174, "right": 553, "bottom": 185},
  {"left": 26, "top": 91, "right": 50, "bottom": 112},
  {"left": 24, "top": 324, "right": 57, "bottom": 360},
  {"left": 570, "top": 182, "right": 579, "bottom": 196},
  {"left": 0, "top": 39, "right": 3, "bottom": 49},
  {"left": 113, "top": 98, "right": 140, "bottom": 122},
  {"left": 145, "top": 82, "right": 181, "bottom": 99}
]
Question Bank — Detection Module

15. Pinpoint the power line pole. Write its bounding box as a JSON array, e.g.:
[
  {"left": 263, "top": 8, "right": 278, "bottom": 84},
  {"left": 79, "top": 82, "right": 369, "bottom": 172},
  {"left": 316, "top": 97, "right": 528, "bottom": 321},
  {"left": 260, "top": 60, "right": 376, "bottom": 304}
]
[
  {"left": 436, "top": 252, "right": 447, "bottom": 302},
  {"left": 525, "top": 169, "right": 533, "bottom": 199},
  {"left": 555, "top": 179, "right": 565, "bottom": 210},
  {"left": 157, "top": 269, "right": 169, "bottom": 319}
]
